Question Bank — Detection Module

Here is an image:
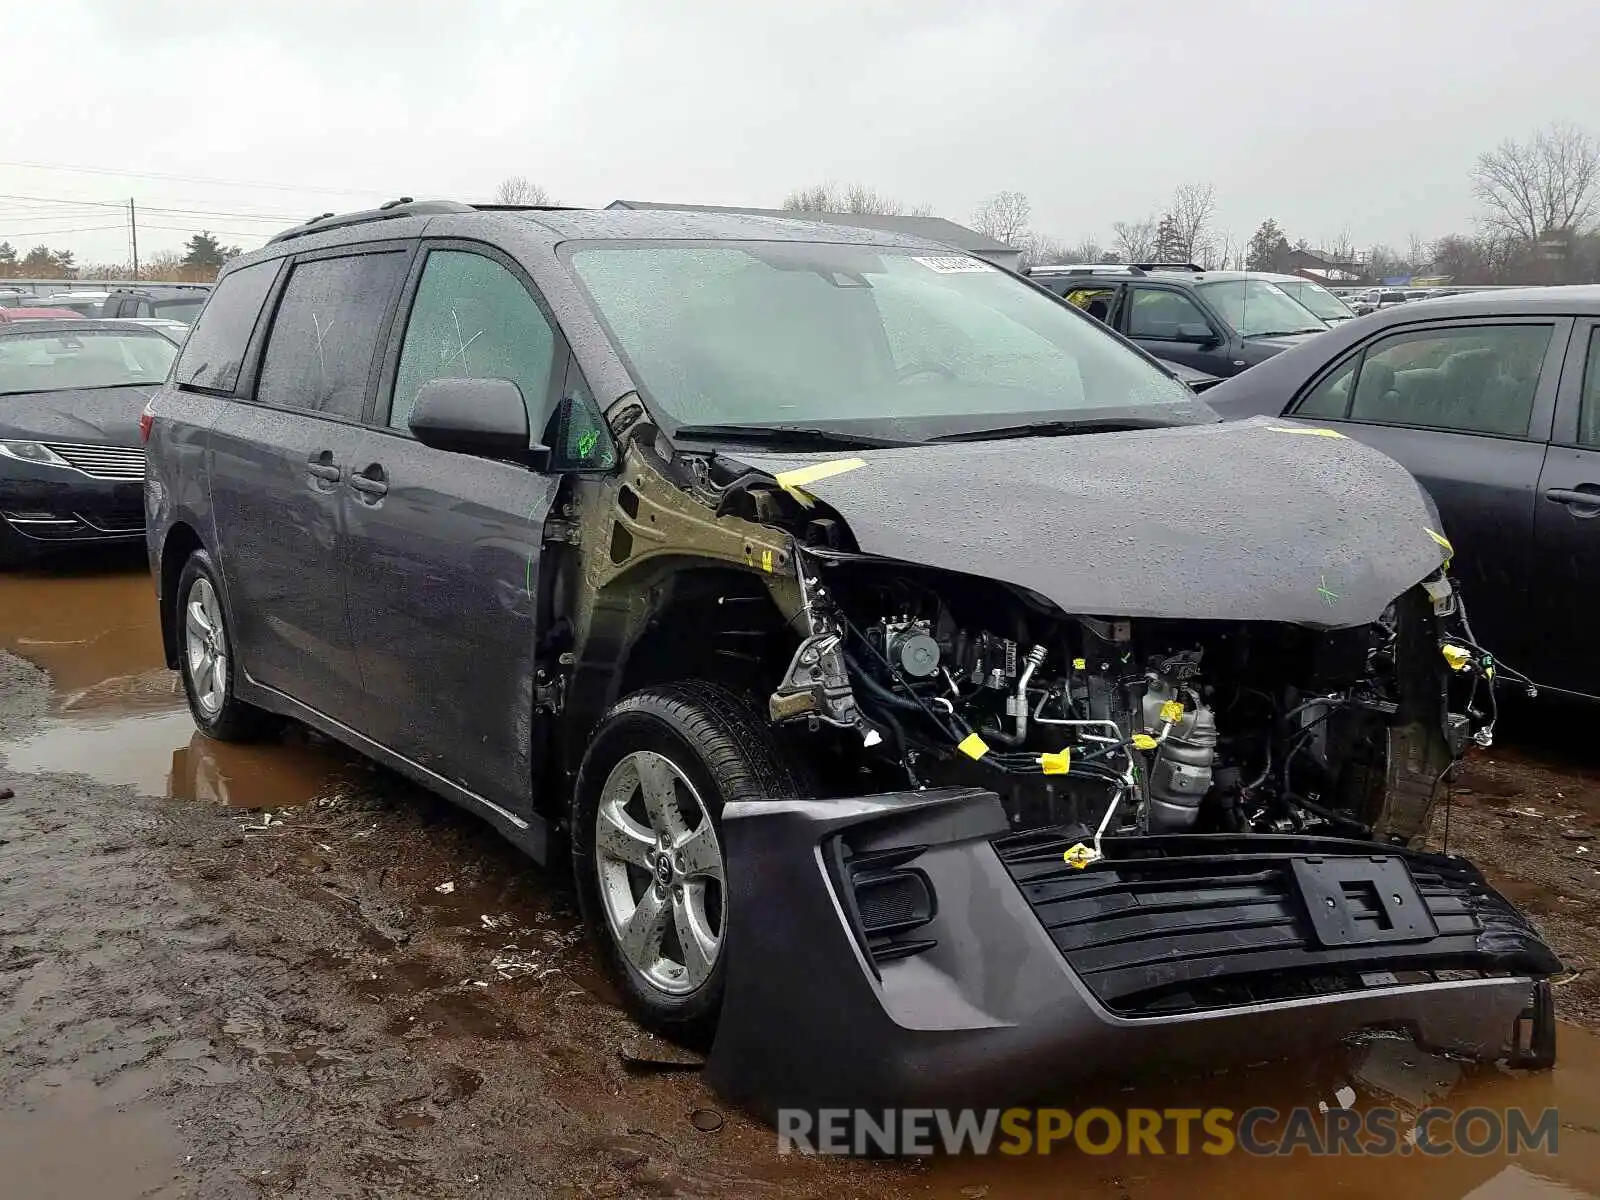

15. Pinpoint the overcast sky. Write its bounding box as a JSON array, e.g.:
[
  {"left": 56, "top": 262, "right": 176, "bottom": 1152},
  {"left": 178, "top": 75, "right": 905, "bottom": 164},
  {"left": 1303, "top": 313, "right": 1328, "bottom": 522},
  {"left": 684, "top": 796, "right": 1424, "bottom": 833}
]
[{"left": 5, "top": 0, "right": 1598, "bottom": 267}]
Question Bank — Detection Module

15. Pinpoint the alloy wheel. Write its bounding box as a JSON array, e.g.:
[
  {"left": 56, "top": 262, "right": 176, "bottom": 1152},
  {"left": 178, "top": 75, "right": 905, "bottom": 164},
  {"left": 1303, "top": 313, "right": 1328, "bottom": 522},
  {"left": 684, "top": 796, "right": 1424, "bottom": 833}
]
[
  {"left": 184, "top": 576, "right": 228, "bottom": 719},
  {"left": 593, "top": 750, "right": 725, "bottom": 996}
]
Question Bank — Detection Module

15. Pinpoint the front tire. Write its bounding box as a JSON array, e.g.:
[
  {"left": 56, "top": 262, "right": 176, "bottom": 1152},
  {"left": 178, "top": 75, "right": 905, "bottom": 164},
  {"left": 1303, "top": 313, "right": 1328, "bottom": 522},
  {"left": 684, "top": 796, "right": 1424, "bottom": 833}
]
[
  {"left": 571, "top": 682, "right": 807, "bottom": 1045},
  {"left": 175, "top": 549, "right": 279, "bottom": 742}
]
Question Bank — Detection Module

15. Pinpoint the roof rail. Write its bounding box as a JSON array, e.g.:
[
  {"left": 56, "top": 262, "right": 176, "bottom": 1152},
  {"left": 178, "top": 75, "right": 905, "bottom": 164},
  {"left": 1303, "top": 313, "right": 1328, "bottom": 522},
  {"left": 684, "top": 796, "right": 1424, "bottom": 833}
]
[
  {"left": 1029, "top": 263, "right": 1147, "bottom": 277},
  {"left": 267, "top": 198, "right": 475, "bottom": 245},
  {"left": 1131, "top": 262, "right": 1204, "bottom": 272},
  {"left": 469, "top": 203, "right": 579, "bottom": 213}
]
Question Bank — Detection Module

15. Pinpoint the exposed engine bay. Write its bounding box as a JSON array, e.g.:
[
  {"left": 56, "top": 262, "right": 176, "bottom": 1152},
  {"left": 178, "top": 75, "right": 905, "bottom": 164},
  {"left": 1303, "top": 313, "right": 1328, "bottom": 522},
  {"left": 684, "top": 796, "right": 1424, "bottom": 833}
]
[{"left": 770, "top": 553, "right": 1496, "bottom": 862}]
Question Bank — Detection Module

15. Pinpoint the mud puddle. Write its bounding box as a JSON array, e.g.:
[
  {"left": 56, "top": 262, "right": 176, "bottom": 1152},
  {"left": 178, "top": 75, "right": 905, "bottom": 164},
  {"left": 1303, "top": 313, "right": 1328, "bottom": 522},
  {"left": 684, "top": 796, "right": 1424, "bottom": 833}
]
[
  {"left": 0, "top": 565, "right": 355, "bottom": 809},
  {"left": 4, "top": 560, "right": 1600, "bottom": 1197}
]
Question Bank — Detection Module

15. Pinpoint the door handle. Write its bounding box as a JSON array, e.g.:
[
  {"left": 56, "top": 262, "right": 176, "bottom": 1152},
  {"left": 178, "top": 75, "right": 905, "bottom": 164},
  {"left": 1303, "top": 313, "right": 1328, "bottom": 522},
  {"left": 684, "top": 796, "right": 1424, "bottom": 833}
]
[
  {"left": 1545, "top": 486, "right": 1600, "bottom": 511},
  {"left": 306, "top": 452, "right": 341, "bottom": 482},
  {"left": 349, "top": 465, "right": 389, "bottom": 498}
]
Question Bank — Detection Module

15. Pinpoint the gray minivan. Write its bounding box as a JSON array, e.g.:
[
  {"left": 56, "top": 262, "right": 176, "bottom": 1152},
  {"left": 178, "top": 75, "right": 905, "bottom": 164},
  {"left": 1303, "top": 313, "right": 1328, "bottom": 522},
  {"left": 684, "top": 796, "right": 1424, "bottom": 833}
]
[{"left": 141, "top": 199, "right": 1555, "bottom": 1114}]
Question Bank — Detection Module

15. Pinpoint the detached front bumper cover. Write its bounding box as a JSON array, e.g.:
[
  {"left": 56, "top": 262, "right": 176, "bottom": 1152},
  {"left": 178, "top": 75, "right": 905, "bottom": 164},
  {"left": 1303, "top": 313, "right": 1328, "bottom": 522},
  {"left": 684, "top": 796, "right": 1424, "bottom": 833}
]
[{"left": 706, "top": 788, "right": 1559, "bottom": 1119}]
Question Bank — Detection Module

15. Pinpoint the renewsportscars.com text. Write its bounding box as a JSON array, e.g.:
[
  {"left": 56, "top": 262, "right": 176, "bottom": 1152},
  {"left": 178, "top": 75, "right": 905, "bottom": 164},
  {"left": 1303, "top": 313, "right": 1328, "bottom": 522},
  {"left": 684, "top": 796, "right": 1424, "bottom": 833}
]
[{"left": 777, "top": 1106, "right": 1560, "bottom": 1157}]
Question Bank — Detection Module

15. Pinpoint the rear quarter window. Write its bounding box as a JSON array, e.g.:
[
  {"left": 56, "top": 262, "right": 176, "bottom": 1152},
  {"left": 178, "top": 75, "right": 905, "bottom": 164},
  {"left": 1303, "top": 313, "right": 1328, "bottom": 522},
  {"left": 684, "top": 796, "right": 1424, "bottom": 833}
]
[{"left": 172, "top": 259, "right": 281, "bottom": 392}]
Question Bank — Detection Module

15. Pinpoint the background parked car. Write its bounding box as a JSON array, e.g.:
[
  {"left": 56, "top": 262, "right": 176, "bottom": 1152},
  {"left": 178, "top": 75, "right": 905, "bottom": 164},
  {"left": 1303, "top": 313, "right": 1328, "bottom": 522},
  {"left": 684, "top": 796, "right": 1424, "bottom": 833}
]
[
  {"left": 25, "top": 291, "right": 114, "bottom": 317},
  {"left": 1204, "top": 285, "right": 1600, "bottom": 699},
  {"left": 1026, "top": 263, "right": 1329, "bottom": 379},
  {"left": 1264, "top": 274, "right": 1358, "bottom": 323},
  {"left": 1349, "top": 288, "right": 1410, "bottom": 316},
  {"left": 0, "top": 307, "right": 82, "bottom": 323},
  {"left": 101, "top": 285, "right": 211, "bottom": 325},
  {"left": 0, "top": 319, "right": 179, "bottom": 564}
]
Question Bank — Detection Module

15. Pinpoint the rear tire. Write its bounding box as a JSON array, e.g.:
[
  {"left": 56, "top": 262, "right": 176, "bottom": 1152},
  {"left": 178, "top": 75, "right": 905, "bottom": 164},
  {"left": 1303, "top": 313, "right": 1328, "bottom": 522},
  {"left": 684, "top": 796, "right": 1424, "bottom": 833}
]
[
  {"left": 571, "top": 682, "right": 808, "bottom": 1045},
  {"left": 175, "top": 549, "right": 280, "bottom": 742}
]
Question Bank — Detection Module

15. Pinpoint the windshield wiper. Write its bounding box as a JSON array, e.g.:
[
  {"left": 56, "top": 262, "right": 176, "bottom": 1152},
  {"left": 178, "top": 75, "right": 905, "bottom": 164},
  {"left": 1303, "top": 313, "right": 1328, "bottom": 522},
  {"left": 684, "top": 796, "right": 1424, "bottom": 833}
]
[
  {"left": 929, "top": 414, "right": 1198, "bottom": 443},
  {"left": 1250, "top": 328, "right": 1323, "bottom": 338},
  {"left": 671, "top": 423, "right": 919, "bottom": 449}
]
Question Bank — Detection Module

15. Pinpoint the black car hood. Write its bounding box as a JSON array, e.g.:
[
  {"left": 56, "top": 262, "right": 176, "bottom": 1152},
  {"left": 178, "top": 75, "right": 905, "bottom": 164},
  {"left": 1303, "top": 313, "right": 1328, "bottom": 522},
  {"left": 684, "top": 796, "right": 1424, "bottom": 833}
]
[
  {"left": 723, "top": 415, "right": 1450, "bottom": 629},
  {"left": 0, "top": 385, "right": 153, "bottom": 445}
]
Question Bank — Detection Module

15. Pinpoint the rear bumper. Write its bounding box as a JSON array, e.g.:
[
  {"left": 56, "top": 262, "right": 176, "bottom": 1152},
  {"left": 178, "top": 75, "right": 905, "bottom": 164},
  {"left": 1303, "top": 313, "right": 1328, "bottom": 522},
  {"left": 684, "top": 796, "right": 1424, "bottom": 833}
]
[{"left": 705, "top": 788, "right": 1559, "bottom": 1117}]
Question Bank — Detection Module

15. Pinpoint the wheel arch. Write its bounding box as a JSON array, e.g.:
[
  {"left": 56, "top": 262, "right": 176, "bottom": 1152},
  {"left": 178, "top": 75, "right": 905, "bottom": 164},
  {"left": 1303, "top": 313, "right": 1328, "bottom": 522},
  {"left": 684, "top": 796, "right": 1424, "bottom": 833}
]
[
  {"left": 158, "top": 521, "right": 206, "bottom": 670},
  {"left": 547, "top": 560, "right": 799, "bottom": 817}
]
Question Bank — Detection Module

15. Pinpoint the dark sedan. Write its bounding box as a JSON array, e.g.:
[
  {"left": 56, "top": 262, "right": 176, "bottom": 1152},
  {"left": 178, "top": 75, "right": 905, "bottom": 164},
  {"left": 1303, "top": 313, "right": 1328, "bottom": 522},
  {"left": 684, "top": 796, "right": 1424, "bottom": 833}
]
[
  {"left": 0, "top": 320, "right": 180, "bottom": 564},
  {"left": 1204, "top": 285, "right": 1600, "bottom": 700}
]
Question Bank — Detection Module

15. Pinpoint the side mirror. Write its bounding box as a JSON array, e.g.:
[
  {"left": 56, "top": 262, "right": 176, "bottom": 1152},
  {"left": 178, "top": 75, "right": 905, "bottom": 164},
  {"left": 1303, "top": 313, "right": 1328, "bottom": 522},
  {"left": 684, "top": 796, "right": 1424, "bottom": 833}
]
[
  {"left": 1175, "top": 322, "right": 1219, "bottom": 345},
  {"left": 408, "top": 378, "right": 550, "bottom": 469}
]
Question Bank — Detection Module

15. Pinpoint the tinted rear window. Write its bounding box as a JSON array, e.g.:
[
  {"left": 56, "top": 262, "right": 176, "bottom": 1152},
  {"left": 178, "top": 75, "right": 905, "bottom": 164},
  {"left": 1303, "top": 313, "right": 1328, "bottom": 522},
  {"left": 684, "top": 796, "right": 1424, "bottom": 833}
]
[
  {"left": 255, "top": 252, "right": 406, "bottom": 420},
  {"left": 172, "top": 259, "right": 281, "bottom": 392}
]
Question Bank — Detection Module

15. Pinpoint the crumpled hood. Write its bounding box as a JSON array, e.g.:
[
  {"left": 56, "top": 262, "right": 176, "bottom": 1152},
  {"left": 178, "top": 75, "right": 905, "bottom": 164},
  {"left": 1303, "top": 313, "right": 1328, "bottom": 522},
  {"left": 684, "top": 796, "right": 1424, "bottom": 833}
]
[
  {"left": 723, "top": 416, "right": 1450, "bottom": 629},
  {"left": 0, "top": 385, "right": 152, "bottom": 445}
]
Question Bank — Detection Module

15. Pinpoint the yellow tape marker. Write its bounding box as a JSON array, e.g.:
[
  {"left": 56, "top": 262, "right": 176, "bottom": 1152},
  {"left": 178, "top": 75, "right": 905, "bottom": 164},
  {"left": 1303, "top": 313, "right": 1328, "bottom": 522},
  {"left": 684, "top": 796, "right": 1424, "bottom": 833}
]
[
  {"left": 1158, "top": 699, "right": 1184, "bottom": 724},
  {"left": 760, "top": 548, "right": 773, "bottom": 573},
  {"left": 957, "top": 732, "right": 990, "bottom": 760},
  {"left": 1062, "top": 843, "right": 1097, "bottom": 870},
  {"left": 1072, "top": 657, "right": 1087, "bottom": 671},
  {"left": 1131, "top": 733, "right": 1158, "bottom": 751},
  {"left": 1039, "top": 749, "right": 1071, "bottom": 775},
  {"left": 1265, "top": 424, "right": 1346, "bottom": 439},
  {"left": 1424, "top": 527, "right": 1454, "bottom": 557},
  {"left": 1442, "top": 645, "right": 1471, "bottom": 671},
  {"left": 772, "top": 457, "right": 867, "bottom": 506}
]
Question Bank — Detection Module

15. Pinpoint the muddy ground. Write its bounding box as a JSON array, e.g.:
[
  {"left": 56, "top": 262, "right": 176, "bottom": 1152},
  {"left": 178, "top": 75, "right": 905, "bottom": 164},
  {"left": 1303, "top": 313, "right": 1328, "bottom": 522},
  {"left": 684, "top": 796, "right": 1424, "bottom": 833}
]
[{"left": 3, "top": 559, "right": 1600, "bottom": 1199}]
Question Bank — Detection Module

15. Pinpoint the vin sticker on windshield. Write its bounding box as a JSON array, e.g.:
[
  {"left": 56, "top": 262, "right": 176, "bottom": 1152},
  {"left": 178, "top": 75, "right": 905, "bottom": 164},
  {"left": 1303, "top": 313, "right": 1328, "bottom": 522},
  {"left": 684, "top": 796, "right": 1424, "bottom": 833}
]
[{"left": 911, "top": 255, "right": 993, "bottom": 273}]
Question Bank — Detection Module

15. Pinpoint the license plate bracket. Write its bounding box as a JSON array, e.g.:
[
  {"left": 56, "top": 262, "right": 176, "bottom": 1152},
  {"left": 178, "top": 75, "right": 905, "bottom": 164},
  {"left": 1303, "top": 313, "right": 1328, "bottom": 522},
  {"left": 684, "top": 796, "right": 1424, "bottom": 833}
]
[{"left": 1291, "top": 855, "right": 1438, "bottom": 946}]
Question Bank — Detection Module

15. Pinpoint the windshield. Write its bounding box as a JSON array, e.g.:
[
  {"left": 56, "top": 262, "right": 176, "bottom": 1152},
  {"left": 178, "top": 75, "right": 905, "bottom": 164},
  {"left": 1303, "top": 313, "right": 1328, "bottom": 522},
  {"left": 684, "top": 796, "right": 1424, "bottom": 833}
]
[
  {"left": 1279, "top": 281, "right": 1354, "bottom": 321},
  {"left": 567, "top": 242, "right": 1195, "bottom": 436},
  {"left": 0, "top": 329, "right": 177, "bottom": 394},
  {"left": 1197, "top": 280, "right": 1327, "bottom": 338}
]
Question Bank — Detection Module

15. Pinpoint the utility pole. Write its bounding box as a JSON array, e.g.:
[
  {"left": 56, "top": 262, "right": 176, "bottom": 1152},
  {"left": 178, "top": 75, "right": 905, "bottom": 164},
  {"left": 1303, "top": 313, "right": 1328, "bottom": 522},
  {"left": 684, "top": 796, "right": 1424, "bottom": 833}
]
[{"left": 129, "top": 198, "right": 139, "bottom": 280}]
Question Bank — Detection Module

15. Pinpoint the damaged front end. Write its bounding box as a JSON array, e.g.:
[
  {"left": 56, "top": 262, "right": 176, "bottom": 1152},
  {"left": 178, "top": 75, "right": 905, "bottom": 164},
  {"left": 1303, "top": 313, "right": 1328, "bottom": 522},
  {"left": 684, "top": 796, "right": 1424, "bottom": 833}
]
[{"left": 659, "top": 424, "right": 1562, "bottom": 1114}]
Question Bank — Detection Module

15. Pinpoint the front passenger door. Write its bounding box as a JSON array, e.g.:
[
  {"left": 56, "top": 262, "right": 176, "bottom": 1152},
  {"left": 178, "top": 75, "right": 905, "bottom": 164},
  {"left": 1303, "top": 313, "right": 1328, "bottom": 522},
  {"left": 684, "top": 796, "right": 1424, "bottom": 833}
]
[{"left": 341, "top": 245, "right": 604, "bottom": 815}]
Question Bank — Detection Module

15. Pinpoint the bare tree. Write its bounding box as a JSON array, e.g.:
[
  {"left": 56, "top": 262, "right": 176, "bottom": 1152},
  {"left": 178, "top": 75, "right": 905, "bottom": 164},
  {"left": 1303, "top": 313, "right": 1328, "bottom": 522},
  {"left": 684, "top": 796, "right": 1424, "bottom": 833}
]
[
  {"left": 781, "top": 183, "right": 930, "bottom": 216},
  {"left": 1206, "top": 229, "right": 1241, "bottom": 271},
  {"left": 1473, "top": 122, "right": 1600, "bottom": 244},
  {"left": 494, "top": 175, "right": 556, "bottom": 205},
  {"left": 1405, "top": 232, "right": 1430, "bottom": 272},
  {"left": 1017, "top": 233, "right": 1105, "bottom": 271},
  {"left": 971, "top": 190, "right": 1031, "bottom": 246},
  {"left": 1112, "top": 218, "right": 1159, "bottom": 264},
  {"left": 1324, "top": 227, "right": 1357, "bottom": 266},
  {"left": 1161, "top": 183, "right": 1217, "bottom": 263}
]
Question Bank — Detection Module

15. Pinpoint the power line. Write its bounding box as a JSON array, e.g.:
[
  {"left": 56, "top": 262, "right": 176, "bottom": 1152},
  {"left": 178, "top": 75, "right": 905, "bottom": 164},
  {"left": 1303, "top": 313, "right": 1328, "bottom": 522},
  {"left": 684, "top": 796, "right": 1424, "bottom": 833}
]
[
  {"left": 0, "top": 158, "right": 394, "bottom": 198},
  {"left": 0, "top": 192, "right": 307, "bottom": 220},
  {"left": 137, "top": 224, "right": 274, "bottom": 240},
  {"left": 0, "top": 224, "right": 128, "bottom": 238},
  {"left": 0, "top": 191, "right": 125, "bottom": 210}
]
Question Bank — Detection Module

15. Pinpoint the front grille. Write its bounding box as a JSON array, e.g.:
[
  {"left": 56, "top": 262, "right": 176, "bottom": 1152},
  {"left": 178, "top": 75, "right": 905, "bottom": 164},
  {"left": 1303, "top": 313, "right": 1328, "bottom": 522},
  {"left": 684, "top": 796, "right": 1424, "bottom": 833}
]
[
  {"left": 994, "top": 831, "right": 1560, "bottom": 1016},
  {"left": 43, "top": 442, "right": 146, "bottom": 481}
]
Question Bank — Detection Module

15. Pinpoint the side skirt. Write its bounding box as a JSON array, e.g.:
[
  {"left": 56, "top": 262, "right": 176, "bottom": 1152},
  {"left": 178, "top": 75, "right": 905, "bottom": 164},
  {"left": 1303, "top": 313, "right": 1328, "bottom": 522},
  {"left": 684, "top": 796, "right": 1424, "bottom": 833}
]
[{"left": 236, "top": 676, "right": 555, "bottom": 865}]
